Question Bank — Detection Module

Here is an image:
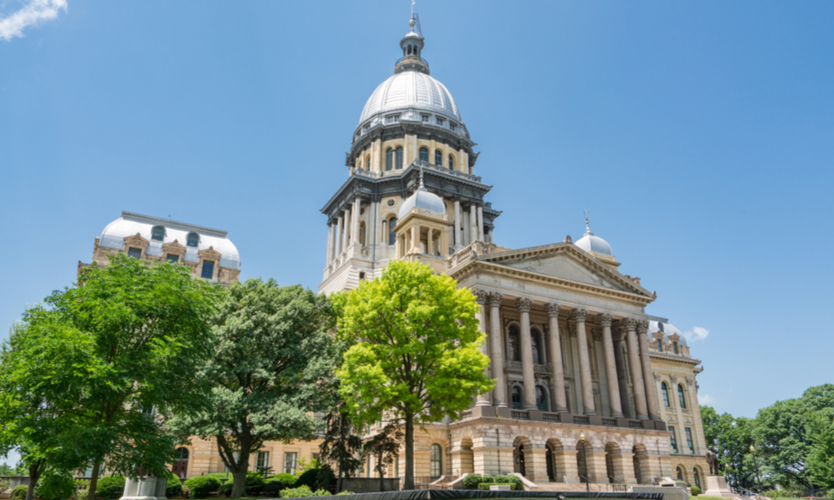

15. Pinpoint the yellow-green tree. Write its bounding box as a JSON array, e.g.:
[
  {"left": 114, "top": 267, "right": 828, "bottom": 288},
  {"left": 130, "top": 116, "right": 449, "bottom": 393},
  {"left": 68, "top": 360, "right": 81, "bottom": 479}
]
[{"left": 335, "top": 260, "right": 493, "bottom": 490}]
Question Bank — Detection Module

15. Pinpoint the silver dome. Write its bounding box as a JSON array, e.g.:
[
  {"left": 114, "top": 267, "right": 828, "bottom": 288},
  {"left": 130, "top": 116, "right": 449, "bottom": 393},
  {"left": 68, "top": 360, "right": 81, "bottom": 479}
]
[
  {"left": 647, "top": 320, "right": 688, "bottom": 347},
  {"left": 398, "top": 185, "right": 446, "bottom": 219},
  {"left": 575, "top": 231, "right": 613, "bottom": 256},
  {"left": 359, "top": 71, "right": 462, "bottom": 126}
]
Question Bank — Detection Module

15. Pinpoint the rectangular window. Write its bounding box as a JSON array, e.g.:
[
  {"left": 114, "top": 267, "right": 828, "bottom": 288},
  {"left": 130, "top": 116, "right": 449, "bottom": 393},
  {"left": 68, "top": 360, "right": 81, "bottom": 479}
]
[
  {"left": 312, "top": 453, "right": 320, "bottom": 463},
  {"left": 128, "top": 247, "right": 142, "bottom": 259},
  {"left": 201, "top": 261, "right": 215, "bottom": 279},
  {"left": 685, "top": 428, "right": 695, "bottom": 454},
  {"left": 256, "top": 451, "right": 270, "bottom": 476},
  {"left": 673, "top": 342, "right": 679, "bottom": 355},
  {"left": 421, "top": 114, "right": 431, "bottom": 122},
  {"left": 283, "top": 452, "right": 297, "bottom": 475},
  {"left": 669, "top": 426, "right": 679, "bottom": 453},
  {"left": 166, "top": 254, "right": 179, "bottom": 263},
  {"left": 657, "top": 340, "right": 663, "bottom": 352},
  {"left": 435, "top": 117, "right": 444, "bottom": 125}
]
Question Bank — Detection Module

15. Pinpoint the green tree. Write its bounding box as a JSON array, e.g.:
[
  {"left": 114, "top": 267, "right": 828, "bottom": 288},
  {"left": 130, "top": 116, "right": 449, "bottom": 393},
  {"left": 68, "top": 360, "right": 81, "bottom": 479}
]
[
  {"left": 335, "top": 260, "right": 493, "bottom": 490},
  {"left": 318, "top": 403, "right": 363, "bottom": 492},
  {"left": 169, "top": 279, "right": 338, "bottom": 498},
  {"left": 700, "top": 405, "right": 757, "bottom": 489},
  {"left": 0, "top": 254, "right": 221, "bottom": 500},
  {"left": 805, "top": 411, "right": 834, "bottom": 489},
  {"left": 753, "top": 384, "right": 834, "bottom": 488},
  {"left": 362, "top": 424, "right": 403, "bottom": 492}
]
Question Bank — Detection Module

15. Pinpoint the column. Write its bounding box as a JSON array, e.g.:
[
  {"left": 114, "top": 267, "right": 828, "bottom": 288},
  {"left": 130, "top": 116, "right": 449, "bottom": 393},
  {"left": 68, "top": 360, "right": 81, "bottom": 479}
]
[
  {"left": 613, "top": 329, "right": 633, "bottom": 419},
  {"left": 470, "top": 204, "right": 478, "bottom": 243},
  {"left": 572, "top": 309, "right": 596, "bottom": 415},
  {"left": 474, "top": 291, "right": 491, "bottom": 407},
  {"left": 545, "top": 303, "right": 568, "bottom": 412},
  {"left": 336, "top": 216, "right": 344, "bottom": 256},
  {"left": 326, "top": 223, "right": 335, "bottom": 265},
  {"left": 517, "top": 298, "right": 537, "bottom": 410},
  {"left": 427, "top": 227, "right": 434, "bottom": 254},
  {"left": 343, "top": 208, "right": 351, "bottom": 250},
  {"left": 488, "top": 293, "right": 506, "bottom": 407},
  {"left": 554, "top": 450, "right": 580, "bottom": 483},
  {"left": 624, "top": 318, "right": 649, "bottom": 420},
  {"left": 525, "top": 448, "right": 549, "bottom": 483},
  {"left": 477, "top": 205, "right": 484, "bottom": 242},
  {"left": 351, "top": 196, "right": 361, "bottom": 246},
  {"left": 411, "top": 225, "right": 419, "bottom": 253},
  {"left": 637, "top": 319, "right": 661, "bottom": 421},
  {"left": 598, "top": 313, "right": 623, "bottom": 417},
  {"left": 453, "top": 200, "right": 463, "bottom": 249}
]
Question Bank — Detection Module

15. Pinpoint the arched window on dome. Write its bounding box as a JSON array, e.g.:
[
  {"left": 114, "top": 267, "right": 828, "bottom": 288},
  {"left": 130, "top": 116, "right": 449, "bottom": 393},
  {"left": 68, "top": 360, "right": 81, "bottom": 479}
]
[
  {"left": 661, "top": 382, "right": 671, "bottom": 407},
  {"left": 435, "top": 150, "right": 442, "bottom": 166},
  {"left": 508, "top": 325, "right": 520, "bottom": 362},
  {"left": 388, "top": 216, "right": 397, "bottom": 245},
  {"left": 187, "top": 232, "right": 199, "bottom": 248},
  {"left": 419, "top": 147, "right": 429, "bottom": 163},
  {"left": 448, "top": 154, "right": 454, "bottom": 170},
  {"left": 386, "top": 148, "right": 393, "bottom": 171},
  {"left": 395, "top": 147, "right": 403, "bottom": 169},
  {"left": 151, "top": 225, "right": 165, "bottom": 242},
  {"left": 678, "top": 384, "right": 687, "bottom": 409}
]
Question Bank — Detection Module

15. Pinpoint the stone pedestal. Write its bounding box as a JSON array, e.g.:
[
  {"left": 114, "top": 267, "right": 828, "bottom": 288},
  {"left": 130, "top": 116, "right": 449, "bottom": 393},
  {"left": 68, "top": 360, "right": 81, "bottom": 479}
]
[
  {"left": 121, "top": 477, "right": 167, "bottom": 500},
  {"left": 704, "top": 475, "right": 736, "bottom": 498}
]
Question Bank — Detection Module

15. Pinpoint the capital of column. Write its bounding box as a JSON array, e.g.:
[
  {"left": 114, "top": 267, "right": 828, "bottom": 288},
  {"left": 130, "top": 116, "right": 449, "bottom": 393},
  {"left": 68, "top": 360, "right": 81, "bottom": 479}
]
[
  {"left": 621, "top": 317, "right": 637, "bottom": 331},
  {"left": 636, "top": 319, "right": 649, "bottom": 335},
  {"left": 544, "top": 302, "right": 561, "bottom": 318},
  {"left": 486, "top": 292, "right": 504, "bottom": 307},
  {"left": 472, "top": 289, "right": 488, "bottom": 305},
  {"left": 597, "top": 313, "right": 613, "bottom": 328},
  {"left": 571, "top": 308, "right": 588, "bottom": 323},
  {"left": 516, "top": 297, "right": 532, "bottom": 313}
]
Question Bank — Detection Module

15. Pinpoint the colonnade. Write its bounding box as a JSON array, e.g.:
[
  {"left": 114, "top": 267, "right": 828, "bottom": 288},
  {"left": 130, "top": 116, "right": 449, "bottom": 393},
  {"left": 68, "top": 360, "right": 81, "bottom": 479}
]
[{"left": 473, "top": 291, "right": 661, "bottom": 421}]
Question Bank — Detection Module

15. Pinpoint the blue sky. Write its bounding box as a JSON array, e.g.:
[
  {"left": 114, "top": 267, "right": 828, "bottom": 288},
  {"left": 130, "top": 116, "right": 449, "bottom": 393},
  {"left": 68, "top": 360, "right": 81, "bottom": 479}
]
[{"left": 2, "top": 0, "right": 833, "bottom": 463}]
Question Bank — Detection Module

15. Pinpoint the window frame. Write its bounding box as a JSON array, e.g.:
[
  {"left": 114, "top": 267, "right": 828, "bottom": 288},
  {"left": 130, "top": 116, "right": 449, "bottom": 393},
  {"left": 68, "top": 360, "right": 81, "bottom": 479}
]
[
  {"left": 166, "top": 254, "right": 179, "bottom": 263},
  {"left": 508, "top": 324, "right": 521, "bottom": 362},
  {"left": 201, "top": 261, "right": 215, "bottom": 280},
  {"left": 256, "top": 451, "right": 270, "bottom": 476},
  {"left": 419, "top": 147, "right": 429, "bottom": 163},
  {"left": 151, "top": 225, "right": 165, "bottom": 242},
  {"left": 186, "top": 232, "right": 200, "bottom": 248},
  {"left": 429, "top": 443, "right": 442, "bottom": 479},
  {"left": 685, "top": 427, "right": 695, "bottom": 454},
  {"left": 448, "top": 154, "right": 454, "bottom": 169},
  {"left": 678, "top": 384, "right": 687, "bottom": 409},
  {"left": 395, "top": 147, "right": 403, "bottom": 169},
  {"left": 283, "top": 452, "right": 297, "bottom": 475},
  {"left": 669, "top": 425, "right": 679, "bottom": 453},
  {"left": 435, "top": 150, "right": 442, "bottom": 166},
  {"left": 127, "top": 247, "right": 142, "bottom": 259},
  {"left": 386, "top": 148, "right": 393, "bottom": 171},
  {"left": 661, "top": 382, "right": 671, "bottom": 407}
]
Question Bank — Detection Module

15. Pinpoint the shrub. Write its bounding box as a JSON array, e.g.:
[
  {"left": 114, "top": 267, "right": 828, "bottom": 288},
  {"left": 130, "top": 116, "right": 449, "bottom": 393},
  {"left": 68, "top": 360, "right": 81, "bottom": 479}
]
[
  {"left": 215, "top": 471, "right": 266, "bottom": 497},
  {"left": 282, "top": 485, "right": 314, "bottom": 498},
  {"left": 272, "top": 474, "right": 297, "bottom": 488},
  {"left": 206, "top": 472, "right": 233, "bottom": 482},
  {"left": 478, "top": 483, "right": 516, "bottom": 490},
  {"left": 316, "top": 491, "right": 331, "bottom": 497},
  {"left": 462, "top": 475, "right": 484, "bottom": 489},
  {"left": 96, "top": 475, "right": 127, "bottom": 500},
  {"left": 295, "top": 469, "right": 319, "bottom": 490},
  {"left": 10, "top": 485, "right": 28, "bottom": 500},
  {"left": 36, "top": 470, "right": 77, "bottom": 500},
  {"left": 184, "top": 476, "right": 221, "bottom": 499},
  {"left": 77, "top": 489, "right": 89, "bottom": 500},
  {"left": 335, "top": 492, "right": 355, "bottom": 496},
  {"left": 690, "top": 486, "right": 701, "bottom": 496},
  {"left": 164, "top": 472, "right": 183, "bottom": 498},
  {"left": 314, "top": 466, "right": 335, "bottom": 493},
  {"left": 493, "top": 475, "right": 522, "bottom": 488}
]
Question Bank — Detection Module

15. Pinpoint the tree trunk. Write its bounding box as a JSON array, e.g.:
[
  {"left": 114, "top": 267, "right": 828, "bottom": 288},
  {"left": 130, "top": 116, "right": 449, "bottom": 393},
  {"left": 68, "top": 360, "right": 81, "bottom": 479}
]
[
  {"left": 336, "top": 467, "right": 343, "bottom": 493},
  {"left": 404, "top": 411, "right": 414, "bottom": 490},
  {"left": 230, "top": 449, "right": 250, "bottom": 499},
  {"left": 25, "top": 460, "right": 43, "bottom": 500},
  {"left": 88, "top": 461, "right": 102, "bottom": 500},
  {"left": 377, "top": 451, "right": 385, "bottom": 492}
]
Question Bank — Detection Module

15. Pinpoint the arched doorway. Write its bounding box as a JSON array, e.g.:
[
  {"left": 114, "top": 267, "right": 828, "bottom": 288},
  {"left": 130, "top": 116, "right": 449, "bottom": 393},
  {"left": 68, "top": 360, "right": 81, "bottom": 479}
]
[
  {"left": 512, "top": 437, "right": 531, "bottom": 477},
  {"left": 545, "top": 438, "right": 563, "bottom": 483},
  {"left": 172, "top": 447, "right": 189, "bottom": 479}
]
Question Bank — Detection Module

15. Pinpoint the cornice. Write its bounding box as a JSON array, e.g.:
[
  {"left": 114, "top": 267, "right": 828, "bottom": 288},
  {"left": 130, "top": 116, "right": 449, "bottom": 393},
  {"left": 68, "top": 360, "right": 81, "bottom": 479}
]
[
  {"left": 650, "top": 351, "right": 702, "bottom": 366},
  {"left": 448, "top": 260, "right": 655, "bottom": 307}
]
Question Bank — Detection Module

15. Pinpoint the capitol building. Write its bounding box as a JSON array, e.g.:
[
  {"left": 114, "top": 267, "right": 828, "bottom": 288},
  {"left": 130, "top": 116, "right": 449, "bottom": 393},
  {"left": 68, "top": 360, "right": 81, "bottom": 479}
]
[{"left": 82, "top": 15, "right": 708, "bottom": 490}]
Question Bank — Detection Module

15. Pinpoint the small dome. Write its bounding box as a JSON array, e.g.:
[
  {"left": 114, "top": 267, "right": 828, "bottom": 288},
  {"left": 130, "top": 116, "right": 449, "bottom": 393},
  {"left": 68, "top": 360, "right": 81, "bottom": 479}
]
[
  {"left": 574, "top": 215, "right": 614, "bottom": 256},
  {"left": 398, "top": 185, "right": 445, "bottom": 219}
]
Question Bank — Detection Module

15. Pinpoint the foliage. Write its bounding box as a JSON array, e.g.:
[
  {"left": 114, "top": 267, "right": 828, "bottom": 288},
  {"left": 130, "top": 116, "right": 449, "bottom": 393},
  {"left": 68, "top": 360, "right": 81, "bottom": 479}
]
[
  {"left": 362, "top": 424, "right": 402, "bottom": 490},
  {"left": 318, "top": 403, "right": 363, "bottom": 492},
  {"left": 335, "top": 492, "right": 355, "bottom": 496},
  {"left": 216, "top": 472, "right": 266, "bottom": 496},
  {"left": 295, "top": 469, "right": 320, "bottom": 490},
  {"left": 271, "top": 474, "right": 297, "bottom": 487},
  {"left": 295, "top": 457, "right": 320, "bottom": 475},
  {"left": 184, "top": 476, "right": 221, "bottom": 499},
  {"left": 477, "top": 483, "right": 516, "bottom": 490},
  {"left": 281, "top": 485, "right": 315, "bottom": 498},
  {"left": 805, "top": 410, "right": 834, "bottom": 489},
  {"left": 493, "top": 475, "right": 522, "bottom": 487},
  {"left": 164, "top": 472, "right": 184, "bottom": 498},
  {"left": 335, "top": 260, "right": 493, "bottom": 489},
  {"left": 690, "top": 486, "right": 701, "bottom": 496},
  {"left": 701, "top": 405, "right": 758, "bottom": 489},
  {"left": 93, "top": 475, "right": 126, "bottom": 500},
  {"left": 169, "top": 279, "right": 338, "bottom": 498},
  {"left": 463, "top": 475, "right": 493, "bottom": 489},
  {"left": 35, "top": 469, "right": 77, "bottom": 500},
  {"left": 10, "top": 486, "right": 28, "bottom": 500}
]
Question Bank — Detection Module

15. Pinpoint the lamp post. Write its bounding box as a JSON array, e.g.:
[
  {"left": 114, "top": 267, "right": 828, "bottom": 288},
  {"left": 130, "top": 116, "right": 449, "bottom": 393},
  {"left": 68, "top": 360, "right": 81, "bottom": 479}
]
[
  {"left": 580, "top": 433, "right": 589, "bottom": 492},
  {"left": 750, "top": 445, "right": 763, "bottom": 498}
]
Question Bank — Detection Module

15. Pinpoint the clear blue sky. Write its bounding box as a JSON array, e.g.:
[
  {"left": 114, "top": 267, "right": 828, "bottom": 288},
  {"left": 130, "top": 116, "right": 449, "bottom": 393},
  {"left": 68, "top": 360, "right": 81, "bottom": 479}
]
[{"left": 2, "top": 0, "right": 833, "bottom": 457}]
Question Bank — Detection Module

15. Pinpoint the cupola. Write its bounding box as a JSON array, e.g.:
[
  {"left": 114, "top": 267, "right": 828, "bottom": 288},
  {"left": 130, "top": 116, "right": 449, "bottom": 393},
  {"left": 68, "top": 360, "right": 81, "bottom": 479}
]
[
  {"left": 574, "top": 213, "right": 619, "bottom": 267},
  {"left": 396, "top": 16, "right": 429, "bottom": 75}
]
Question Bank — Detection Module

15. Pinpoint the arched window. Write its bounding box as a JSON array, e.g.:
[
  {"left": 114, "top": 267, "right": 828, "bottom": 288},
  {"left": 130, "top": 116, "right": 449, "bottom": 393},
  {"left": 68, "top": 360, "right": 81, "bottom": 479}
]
[
  {"left": 151, "top": 225, "right": 165, "bottom": 241},
  {"left": 508, "top": 325, "right": 520, "bottom": 362},
  {"left": 366, "top": 156, "right": 371, "bottom": 170},
  {"left": 386, "top": 148, "right": 393, "bottom": 171},
  {"left": 435, "top": 150, "right": 442, "bottom": 165},
  {"left": 678, "top": 384, "right": 687, "bottom": 409},
  {"left": 430, "top": 444, "right": 442, "bottom": 479},
  {"left": 536, "top": 386, "right": 548, "bottom": 412},
  {"left": 419, "top": 147, "right": 429, "bottom": 163},
  {"left": 676, "top": 466, "right": 683, "bottom": 481},
  {"left": 448, "top": 154, "right": 454, "bottom": 169},
  {"left": 395, "top": 147, "right": 403, "bottom": 169},
  {"left": 511, "top": 386, "right": 523, "bottom": 410},
  {"left": 661, "top": 382, "right": 671, "bottom": 407},
  {"left": 693, "top": 468, "right": 701, "bottom": 489},
  {"left": 531, "top": 328, "right": 543, "bottom": 364},
  {"left": 388, "top": 216, "right": 397, "bottom": 245},
  {"left": 186, "top": 232, "right": 199, "bottom": 248}
]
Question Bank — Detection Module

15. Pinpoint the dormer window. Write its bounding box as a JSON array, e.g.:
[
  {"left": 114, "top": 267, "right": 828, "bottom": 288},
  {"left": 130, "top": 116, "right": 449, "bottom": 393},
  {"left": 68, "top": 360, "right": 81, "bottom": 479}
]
[
  {"left": 385, "top": 114, "right": 400, "bottom": 124},
  {"left": 435, "top": 117, "right": 444, "bottom": 126},
  {"left": 201, "top": 261, "right": 215, "bottom": 279},
  {"left": 657, "top": 340, "right": 663, "bottom": 352},
  {"left": 151, "top": 226, "right": 165, "bottom": 241},
  {"left": 449, "top": 122, "right": 457, "bottom": 131},
  {"left": 187, "top": 232, "right": 200, "bottom": 248},
  {"left": 128, "top": 247, "right": 142, "bottom": 259},
  {"left": 166, "top": 254, "right": 179, "bottom": 263},
  {"left": 421, "top": 114, "right": 431, "bottom": 123}
]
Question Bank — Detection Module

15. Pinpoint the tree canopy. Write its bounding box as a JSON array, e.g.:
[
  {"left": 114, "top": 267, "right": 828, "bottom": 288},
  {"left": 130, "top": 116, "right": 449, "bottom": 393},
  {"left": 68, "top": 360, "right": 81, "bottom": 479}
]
[
  {"left": 169, "top": 279, "right": 338, "bottom": 498},
  {"left": 335, "top": 260, "right": 493, "bottom": 490}
]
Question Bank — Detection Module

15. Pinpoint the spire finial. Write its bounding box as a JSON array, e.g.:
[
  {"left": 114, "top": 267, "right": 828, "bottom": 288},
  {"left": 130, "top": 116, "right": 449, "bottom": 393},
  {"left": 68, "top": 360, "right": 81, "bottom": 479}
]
[{"left": 584, "top": 210, "right": 592, "bottom": 234}]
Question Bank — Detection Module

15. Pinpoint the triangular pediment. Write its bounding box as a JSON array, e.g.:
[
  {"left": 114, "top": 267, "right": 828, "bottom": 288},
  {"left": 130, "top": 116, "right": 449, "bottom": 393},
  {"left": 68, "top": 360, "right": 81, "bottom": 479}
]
[{"left": 478, "top": 243, "right": 652, "bottom": 297}]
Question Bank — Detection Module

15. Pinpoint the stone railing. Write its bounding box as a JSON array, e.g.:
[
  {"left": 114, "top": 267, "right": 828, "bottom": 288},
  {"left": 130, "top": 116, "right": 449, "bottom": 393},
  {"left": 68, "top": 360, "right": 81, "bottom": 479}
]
[{"left": 458, "top": 407, "right": 668, "bottom": 432}]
